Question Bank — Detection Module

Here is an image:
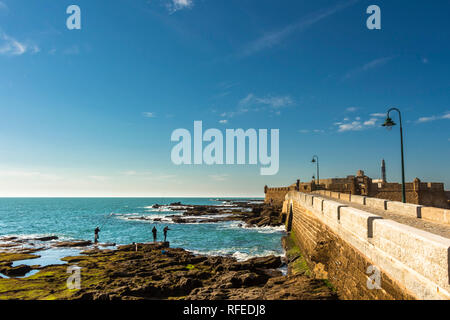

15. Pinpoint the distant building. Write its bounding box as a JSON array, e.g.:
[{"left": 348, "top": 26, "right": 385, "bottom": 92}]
[{"left": 265, "top": 165, "right": 450, "bottom": 209}]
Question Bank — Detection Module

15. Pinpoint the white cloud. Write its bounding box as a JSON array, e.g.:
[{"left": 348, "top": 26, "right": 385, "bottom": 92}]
[
  {"left": 167, "top": 0, "right": 193, "bottom": 13},
  {"left": 335, "top": 115, "right": 381, "bottom": 132},
  {"left": 363, "top": 118, "right": 377, "bottom": 126},
  {"left": 416, "top": 111, "right": 450, "bottom": 123},
  {"left": 346, "top": 107, "right": 358, "bottom": 112},
  {"left": 337, "top": 121, "right": 363, "bottom": 132},
  {"left": 370, "top": 113, "right": 386, "bottom": 118},
  {"left": 143, "top": 112, "right": 156, "bottom": 118},
  {"left": 209, "top": 174, "right": 228, "bottom": 181},
  {"left": 219, "top": 119, "right": 228, "bottom": 124}
]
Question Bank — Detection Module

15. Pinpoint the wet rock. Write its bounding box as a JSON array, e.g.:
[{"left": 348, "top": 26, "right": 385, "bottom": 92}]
[
  {"left": 34, "top": 236, "right": 58, "bottom": 241},
  {"left": 54, "top": 240, "right": 92, "bottom": 247}
]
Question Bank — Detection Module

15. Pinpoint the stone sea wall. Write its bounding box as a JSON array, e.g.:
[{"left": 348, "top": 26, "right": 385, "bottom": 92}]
[{"left": 282, "top": 191, "right": 450, "bottom": 300}]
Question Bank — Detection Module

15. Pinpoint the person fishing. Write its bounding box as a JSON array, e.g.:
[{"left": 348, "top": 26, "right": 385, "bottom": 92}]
[
  {"left": 163, "top": 226, "right": 171, "bottom": 242},
  {"left": 94, "top": 227, "right": 100, "bottom": 244},
  {"left": 152, "top": 226, "right": 157, "bottom": 242}
]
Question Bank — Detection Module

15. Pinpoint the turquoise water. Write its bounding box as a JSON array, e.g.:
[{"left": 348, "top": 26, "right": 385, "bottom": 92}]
[{"left": 0, "top": 198, "right": 285, "bottom": 260}]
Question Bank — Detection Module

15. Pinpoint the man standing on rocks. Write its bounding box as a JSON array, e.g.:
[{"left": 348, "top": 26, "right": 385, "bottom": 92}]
[
  {"left": 152, "top": 226, "right": 157, "bottom": 242},
  {"left": 163, "top": 226, "right": 170, "bottom": 242},
  {"left": 94, "top": 227, "right": 100, "bottom": 244}
]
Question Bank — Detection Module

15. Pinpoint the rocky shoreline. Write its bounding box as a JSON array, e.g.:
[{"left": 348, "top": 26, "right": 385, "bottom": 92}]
[{"left": 0, "top": 200, "right": 337, "bottom": 300}]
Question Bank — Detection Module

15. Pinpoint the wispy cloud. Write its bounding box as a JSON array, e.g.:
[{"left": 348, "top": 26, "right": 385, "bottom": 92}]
[
  {"left": 120, "top": 170, "right": 152, "bottom": 176},
  {"left": 143, "top": 112, "right": 156, "bottom": 118},
  {"left": 0, "top": 169, "right": 61, "bottom": 181},
  {"left": 416, "top": 111, "right": 450, "bottom": 123},
  {"left": 219, "top": 119, "right": 228, "bottom": 124},
  {"left": 209, "top": 174, "right": 229, "bottom": 181},
  {"left": 0, "top": 1, "right": 8, "bottom": 12},
  {"left": 221, "top": 93, "right": 294, "bottom": 118},
  {"left": 299, "top": 129, "right": 324, "bottom": 134},
  {"left": 238, "top": 0, "right": 359, "bottom": 58},
  {"left": 370, "top": 113, "right": 386, "bottom": 118},
  {"left": 346, "top": 107, "right": 358, "bottom": 112},
  {"left": 63, "top": 45, "right": 80, "bottom": 55},
  {"left": 88, "top": 175, "right": 110, "bottom": 182},
  {"left": 0, "top": 32, "right": 38, "bottom": 56},
  {"left": 343, "top": 56, "right": 395, "bottom": 80}
]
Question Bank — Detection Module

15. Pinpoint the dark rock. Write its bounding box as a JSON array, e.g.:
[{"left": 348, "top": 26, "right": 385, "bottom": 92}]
[
  {"left": 35, "top": 236, "right": 58, "bottom": 241},
  {"left": 1, "top": 264, "right": 32, "bottom": 277}
]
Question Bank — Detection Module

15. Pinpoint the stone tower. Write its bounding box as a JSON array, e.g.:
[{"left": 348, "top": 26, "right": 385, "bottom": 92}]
[{"left": 381, "top": 159, "right": 386, "bottom": 183}]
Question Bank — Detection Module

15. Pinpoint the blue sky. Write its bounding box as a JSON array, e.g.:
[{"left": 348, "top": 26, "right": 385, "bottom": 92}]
[{"left": 0, "top": 0, "right": 449, "bottom": 197}]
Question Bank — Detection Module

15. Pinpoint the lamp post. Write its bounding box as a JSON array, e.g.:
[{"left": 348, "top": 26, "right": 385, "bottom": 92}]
[
  {"left": 311, "top": 155, "right": 319, "bottom": 186},
  {"left": 382, "top": 107, "right": 406, "bottom": 203}
]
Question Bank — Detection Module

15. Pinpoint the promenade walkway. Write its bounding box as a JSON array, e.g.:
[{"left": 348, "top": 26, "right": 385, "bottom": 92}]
[{"left": 317, "top": 194, "right": 450, "bottom": 239}]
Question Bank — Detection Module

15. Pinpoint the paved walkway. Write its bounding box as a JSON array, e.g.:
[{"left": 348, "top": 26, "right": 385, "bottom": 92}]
[{"left": 317, "top": 194, "right": 450, "bottom": 239}]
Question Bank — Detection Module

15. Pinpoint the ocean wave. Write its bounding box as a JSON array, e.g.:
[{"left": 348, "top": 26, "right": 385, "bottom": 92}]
[
  {"left": 190, "top": 248, "right": 283, "bottom": 261},
  {"left": 219, "top": 222, "right": 286, "bottom": 234},
  {"left": 143, "top": 205, "right": 191, "bottom": 212}
]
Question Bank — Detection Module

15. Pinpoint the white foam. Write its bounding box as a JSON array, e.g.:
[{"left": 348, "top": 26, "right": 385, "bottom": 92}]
[
  {"left": 220, "top": 222, "right": 286, "bottom": 234},
  {"left": 190, "top": 248, "right": 283, "bottom": 261}
]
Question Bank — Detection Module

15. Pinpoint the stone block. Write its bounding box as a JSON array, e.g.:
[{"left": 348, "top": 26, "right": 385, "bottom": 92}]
[{"left": 386, "top": 201, "right": 422, "bottom": 218}]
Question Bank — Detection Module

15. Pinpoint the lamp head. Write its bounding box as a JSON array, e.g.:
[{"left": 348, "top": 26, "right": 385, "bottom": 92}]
[
  {"left": 311, "top": 158, "right": 316, "bottom": 163},
  {"left": 382, "top": 117, "right": 396, "bottom": 130}
]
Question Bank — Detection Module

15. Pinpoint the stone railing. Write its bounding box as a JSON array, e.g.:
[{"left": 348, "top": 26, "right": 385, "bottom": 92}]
[
  {"left": 283, "top": 191, "right": 450, "bottom": 300},
  {"left": 312, "top": 190, "right": 450, "bottom": 225}
]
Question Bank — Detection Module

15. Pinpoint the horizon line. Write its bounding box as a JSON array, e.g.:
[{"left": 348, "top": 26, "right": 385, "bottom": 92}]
[{"left": 0, "top": 195, "right": 265, "bottom": 199}]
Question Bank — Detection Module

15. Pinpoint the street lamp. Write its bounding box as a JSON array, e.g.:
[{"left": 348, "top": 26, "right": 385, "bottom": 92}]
[
  {"left": 311, "top": 155, "right": 319, "bottom": 186},
  {"left": 382, "top": 107, "right": 406, "bottom": 203}
]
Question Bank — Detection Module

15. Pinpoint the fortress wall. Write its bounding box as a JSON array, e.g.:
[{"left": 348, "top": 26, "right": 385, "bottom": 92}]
[
  {"left": 284, "top": 191, "right": 450, "bottom": 300},
  {"left": 265, "top": 187, "right": 293, "bottom": 206}
]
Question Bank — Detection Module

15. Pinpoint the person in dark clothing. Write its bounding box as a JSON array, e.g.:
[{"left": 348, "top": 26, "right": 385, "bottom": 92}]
[
  {"left": 163, "top": 226, "right": 171, "bottom": 242},
  {"left": 94, "top": 227, "right": 100, "bottom": 244},
  {"left": 152, "top": 226, "right": 157, "bottom": 242}
]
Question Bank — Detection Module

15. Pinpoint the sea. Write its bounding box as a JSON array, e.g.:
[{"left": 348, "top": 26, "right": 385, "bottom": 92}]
[{"left": 0, "top": 198, "right": 285, "bottom": 263}]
